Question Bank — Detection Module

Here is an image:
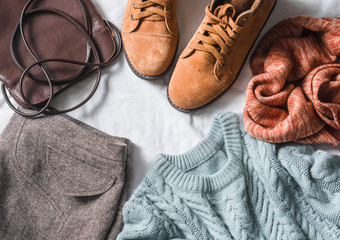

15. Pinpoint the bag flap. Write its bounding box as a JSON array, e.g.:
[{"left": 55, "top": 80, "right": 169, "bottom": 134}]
[{"left": 0, "top": 0, "right": 116, "bottom": 105}]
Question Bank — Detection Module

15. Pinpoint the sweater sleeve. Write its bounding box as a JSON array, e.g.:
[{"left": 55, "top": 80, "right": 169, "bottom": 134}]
[
  {"left": 278, "top": 143, "right": 340, "bottom": 195},
  {"left": 117, "top": 192, "right": 179, "bottom": 239}
]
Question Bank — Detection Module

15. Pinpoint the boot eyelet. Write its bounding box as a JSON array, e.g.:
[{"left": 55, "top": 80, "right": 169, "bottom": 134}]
[{"left": 242, "top": 17, "right": 248, "bottom": 23}]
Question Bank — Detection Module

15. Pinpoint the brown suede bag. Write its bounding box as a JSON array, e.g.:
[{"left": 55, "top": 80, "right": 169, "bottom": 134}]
[{"left": 0, "top": 0, "right": 122, "bottom": 116}]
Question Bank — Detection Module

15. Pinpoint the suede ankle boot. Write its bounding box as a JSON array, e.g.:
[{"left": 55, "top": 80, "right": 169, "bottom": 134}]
[
  {"left": 168, "top": 0, "right": 276, "bottom": 111},
  {"left": 122, "top": 0, "right": 178, "bottom": 80}
]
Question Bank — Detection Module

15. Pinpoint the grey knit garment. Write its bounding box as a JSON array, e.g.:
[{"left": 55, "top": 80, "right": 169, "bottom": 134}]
[
  {"left": 118, "top": 112, "right": 340, "bottom": 239},
  {"left": 0, "top": 113, "right": 131, "bottom": 240}
]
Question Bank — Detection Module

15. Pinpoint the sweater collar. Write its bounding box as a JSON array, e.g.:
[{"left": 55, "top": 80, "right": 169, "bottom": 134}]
[{"left": 151, "top": 113, "right": 244, "bottom": 193}]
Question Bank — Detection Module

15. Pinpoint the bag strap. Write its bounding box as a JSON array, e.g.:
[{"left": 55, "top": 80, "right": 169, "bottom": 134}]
[{"left": 2, "top": 0, "right": 122, "bottom": 117}]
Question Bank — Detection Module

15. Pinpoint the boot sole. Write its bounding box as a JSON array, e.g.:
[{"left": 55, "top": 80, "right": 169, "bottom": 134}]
[{"left": 167, "top": 0, "right": 278, "bottom": 113}]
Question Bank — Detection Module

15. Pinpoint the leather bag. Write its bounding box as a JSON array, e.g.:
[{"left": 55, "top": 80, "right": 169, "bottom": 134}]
[{"left": 0, "top": 0, "right": 122, "bottom": 116}]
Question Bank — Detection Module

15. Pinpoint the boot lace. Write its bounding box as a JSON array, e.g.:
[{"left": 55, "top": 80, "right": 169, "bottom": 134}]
[
  {"left": 189, "top": 4, "right": 243, "bottom": 66},
  {"left": 131, "top": 0, "right": 173, "bottom": 21}
]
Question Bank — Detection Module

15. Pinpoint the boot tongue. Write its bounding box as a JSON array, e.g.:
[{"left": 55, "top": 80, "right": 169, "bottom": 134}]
[{"left": 210, "top": 0, "right": 253, "bottom": 17}]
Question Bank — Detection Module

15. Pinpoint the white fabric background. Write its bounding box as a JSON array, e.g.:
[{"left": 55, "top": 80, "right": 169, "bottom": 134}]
[{"left": 0, "top": 0, "right": 339, "bottom": 191}]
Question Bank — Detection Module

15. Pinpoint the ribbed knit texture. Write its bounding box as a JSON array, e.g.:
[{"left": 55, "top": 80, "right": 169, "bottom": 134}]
[
  {"left": 243, "top": 16, "right": 340, "bottom": 145},
  {"left": 118, "top": 112, "right": 340, "bottom": 239}
]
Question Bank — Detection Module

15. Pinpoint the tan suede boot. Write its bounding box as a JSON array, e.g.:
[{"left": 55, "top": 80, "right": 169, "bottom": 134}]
[
  {"left": 122, "top": 0, "right": 178, "bottom": 80},
  {"left": 168, "top": 0, "right": 276, "bottom": 111}
]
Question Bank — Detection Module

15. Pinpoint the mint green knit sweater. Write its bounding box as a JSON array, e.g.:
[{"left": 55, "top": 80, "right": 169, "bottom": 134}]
[{"left": 118, "top": 113, "right": 340, "bottom": 239}]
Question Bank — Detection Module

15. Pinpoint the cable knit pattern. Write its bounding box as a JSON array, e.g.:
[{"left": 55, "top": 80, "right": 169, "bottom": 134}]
[
  {"left": 243, "top": 16, "right": 340, "bottom": 145},
  {"left": 118, "top": 113, "right": 340, "bottom": 239}
]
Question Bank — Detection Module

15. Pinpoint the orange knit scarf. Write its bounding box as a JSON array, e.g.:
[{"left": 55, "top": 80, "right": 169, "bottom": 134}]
[{"left": 244, "top": 16, "right": 340, "bottom": 146}]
